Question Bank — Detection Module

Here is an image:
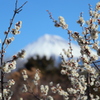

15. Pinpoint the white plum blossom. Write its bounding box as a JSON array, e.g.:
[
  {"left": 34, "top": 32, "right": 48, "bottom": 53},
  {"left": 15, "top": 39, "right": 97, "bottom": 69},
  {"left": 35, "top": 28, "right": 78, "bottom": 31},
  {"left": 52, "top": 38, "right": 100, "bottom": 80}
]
[
  {"left": 46, "top": 96, "right": 54, "bottom": 100},
  {"left": 58, "top": 16, "right": 68, "bottom": 29},
  {"left": 19, "top": 98, "right": 23, "bottom": 100},
  {"left": 33, "top": 70, "right": 40, "bottom": 85},
  {"left": 40, "top": 85, "right": 49, "bottom": 96},
  {"left": 67, "top": 88, "right": 77, "bottom": 94},
  {"left": 34, "top": 73, "right": 40, "bottom": 81},
  {"left": 2, "top": 61, "right": 16, "bottom": 73},
  {"left": 49, "top": 82, "right": 53, "bottom": 86},
  {"left": 5, "top": 37, "right": 14, "bottom": 45},
  {"left": 17, "top": 50, "right": 26, "bottom": 58},
  {"left": 22, "top": 70, "right": 28, "bottom": 81},
  {"left": 22, "top": 84, "right": 28, "bottom": 92},
  {"left": 0, "top": 93, "right": 2, "bottom": 99},
  {"left": 96, "top": 2, "right": 100, "bottom": 11},
  {"left": 15, "top": 21, "right": 22, "bottom": 30},
  {"left": 7, "top": 79, "right": 15, "bottom": 88},
  {"left": 81, "top": 96, "right": 87, "bottom": 100},
  {"left": 77, "top": 16, "right": 85, "bottom": 26},
  {"left": 92, "top": 42, "right": 99, "bottom": 50},
  {"left": 90, "top": 30, "right": 99, "bottom": 40},
  {"left": 11, "top": 21, "right": 22, "bottom": 35},
  {"left": 3, "top": 89, "right": 13, "bottom": 99}
]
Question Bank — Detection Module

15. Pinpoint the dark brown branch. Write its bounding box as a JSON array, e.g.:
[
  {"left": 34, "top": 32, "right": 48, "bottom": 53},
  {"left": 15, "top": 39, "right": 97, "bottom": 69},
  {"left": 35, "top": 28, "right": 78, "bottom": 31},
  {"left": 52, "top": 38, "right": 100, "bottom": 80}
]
[
  {"left": 15, "top": 0, "right": 18, "bottom": 10},
  {"left": 86, "top": 73, "right": 91, "bottom": 100},
  {"left": 15, "top": 1, "right": 28, "bottom": 13},
  {"left": 0, "top": 1, "right": 27, "bottom": 100}
]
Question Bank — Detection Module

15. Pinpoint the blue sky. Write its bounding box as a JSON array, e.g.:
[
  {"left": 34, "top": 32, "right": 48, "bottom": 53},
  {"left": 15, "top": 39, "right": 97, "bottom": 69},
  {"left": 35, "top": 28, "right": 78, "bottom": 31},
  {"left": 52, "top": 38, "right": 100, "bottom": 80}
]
[{"left": 0, "top": 0, "right": 99, "bottom": 57}]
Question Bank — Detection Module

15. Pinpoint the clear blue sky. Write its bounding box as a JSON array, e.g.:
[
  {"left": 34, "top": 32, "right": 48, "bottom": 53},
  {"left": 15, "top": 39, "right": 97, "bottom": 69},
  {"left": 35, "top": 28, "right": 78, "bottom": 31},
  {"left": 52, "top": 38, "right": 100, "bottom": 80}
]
[{"left": 0, "top": 0, "right": 99, "bottom": 57}]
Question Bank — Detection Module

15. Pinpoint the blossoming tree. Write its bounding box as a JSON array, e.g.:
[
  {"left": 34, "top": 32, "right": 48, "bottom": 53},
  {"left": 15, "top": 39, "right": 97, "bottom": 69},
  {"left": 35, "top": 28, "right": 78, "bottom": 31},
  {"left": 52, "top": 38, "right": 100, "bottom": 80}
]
[
  {"left": 1, "top": 0, "right": 100, "bottom": 100},
  {"left": 45, "top": 1, "right": 100, "bottom": 100},
  {"left": 18, "top": 1, "right": 100, "bottom": 100}
]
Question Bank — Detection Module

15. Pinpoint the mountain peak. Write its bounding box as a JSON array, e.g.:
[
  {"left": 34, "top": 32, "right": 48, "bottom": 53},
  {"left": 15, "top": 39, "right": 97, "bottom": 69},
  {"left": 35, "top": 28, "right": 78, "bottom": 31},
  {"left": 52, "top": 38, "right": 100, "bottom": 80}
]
[
  {"left": 39, "top": 34, "right": 66, "bottom": 43},
  {"left": 24, "top": 34, "right": 81, "bottom": 60}
]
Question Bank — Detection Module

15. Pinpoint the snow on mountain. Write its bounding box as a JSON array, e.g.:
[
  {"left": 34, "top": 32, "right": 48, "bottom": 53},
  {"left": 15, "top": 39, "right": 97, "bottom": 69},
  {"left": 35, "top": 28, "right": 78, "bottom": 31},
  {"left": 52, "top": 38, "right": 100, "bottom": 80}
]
[
  {"left": 16, "top": 34, "right": 97, "bottom": 69},
  {"left": 24, "top": 34, "right": 81, "bottom": 60}
]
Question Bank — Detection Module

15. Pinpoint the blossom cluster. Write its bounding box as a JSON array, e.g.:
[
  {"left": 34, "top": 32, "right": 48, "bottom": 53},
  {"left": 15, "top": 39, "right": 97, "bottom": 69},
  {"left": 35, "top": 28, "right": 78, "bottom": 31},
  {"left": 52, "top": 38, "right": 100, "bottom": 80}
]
[{"left": 0, "top": 19, "right": 26, "bottom": 100}]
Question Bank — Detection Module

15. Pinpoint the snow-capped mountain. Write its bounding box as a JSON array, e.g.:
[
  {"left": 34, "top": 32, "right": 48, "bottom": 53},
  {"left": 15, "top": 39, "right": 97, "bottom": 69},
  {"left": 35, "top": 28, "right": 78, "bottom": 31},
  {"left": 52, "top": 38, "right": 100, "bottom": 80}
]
[
  {"left": 16, "top": 34, "right": 97, "bottom": 69},
  {"left": 17, "top": 34, "right": 81, "bottom": 69},
  {"left": 24, "top": 34, "right": 81, "bottom": 60}
]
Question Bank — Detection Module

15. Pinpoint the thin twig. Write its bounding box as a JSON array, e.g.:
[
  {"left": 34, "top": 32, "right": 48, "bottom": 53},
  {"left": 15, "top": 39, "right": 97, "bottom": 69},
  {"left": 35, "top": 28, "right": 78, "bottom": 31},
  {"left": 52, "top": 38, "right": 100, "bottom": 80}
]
[
  {"left": 25, "top": 80, "right": 40, "bottom": 100},
  {"left": 27, "top": 91, "right": 40, "bottom": 100},
  {"left": 92, "top": 62, "right": 100, "bottom": 72},
  {"left": 16, "top": 1, "right": 28, "bottom": 13}
]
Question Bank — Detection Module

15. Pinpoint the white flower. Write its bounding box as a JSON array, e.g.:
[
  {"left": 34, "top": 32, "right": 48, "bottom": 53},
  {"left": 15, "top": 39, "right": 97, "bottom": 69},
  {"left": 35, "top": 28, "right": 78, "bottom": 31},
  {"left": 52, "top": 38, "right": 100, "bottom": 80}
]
[
  {"left": 5, "top": 37, "right": 14, "bottom": 45},
  {"left": 46, "top": 96, "right": 54, "bottom": 100},
  {"left": 81, "top": 96, "right": 87, "bottom": 100},
  {"left": 93, "top": 88, "right": 98, "bottom": 91},
  {"left": 95, "top": 81, "right": 100, "bottom": 87},
  {"left": 91, "top": 24, "right": 98, "bottom": 30},
  {"left": 51, "top": 86, "right": 57, "bottom": 93},
  {"left": 2, "top": 63, "right": 9, "bottom": 73},
  {"left": 77, "top": 17, "right": 85, "bottom": 26},
  {"left": 17, "top": 50, "right": 26, "bottom": 58},
  {"left": 22, "top": 84, "right": 28, "bottom": 92},
  {"left": 0, "top": 93, "right": 2, "bottom": 99},
  {"left": 1, "top": 61, "right": 16, "bottom": 73},
  {"left": 63, "top": 91, "right": 69, "bottom": 97},
  {"left": 7, "top": 79, "right": 15, "bottom": 88},
  {"left": 58, "top": 90, "right": 64, "bottom": 95},
  {"left": 81, "top": 56, "right": 89, "bottom": 63},
  {"left": 90, "top": 30, "right": 98, "bottom": 39},
  {"left": 15, "top": 21, "right": 22, "bottom": 30},
  {"left": 33, "top": 80, "right": 38, "bottom": 85},
  {"left": 40, "top": 85, "right": 49, "bottom": 95},
  {"left": 33, "top": 70, "right": 40, "bottom": 85},
  {"left": 8, "top": 61, "right": 16, "bottom": 70},
  {"left": 22, "top": 70, "right": 28, "bottom": 81},
  {"left": 3, "top": 89, "right": 8, "bottom": 97},
  {"left": 64, "top": 97, "right": 69, "bottom": 100},
  {"left": 61, "top": 69, "right": 66, "bottom": 75},
  {"left": 59, "top": 16, "right": 65, "bottom": 22},
  {"left": 45, "top": 85, "right": 49, "bottom": 92},
  {"left": 11, "top": 29, "right": 20, "bottom": 35},
  {"left": 58, "top": 16, "right": 68, "bottom": 29},
  {"left": 96, "top": 2, "right": 100, "bottom": 11},
  {"left": 92, "top": 42, "right": 99, "bottom": 50},
  {"left": 89, "top": 10, "right": 93, "bottom": 16},
  {"left": 90, "top": 82, "right": 94, "bottom": 86},
  {"left": 49, "top": 82, "right": 53, "bottom": 86},
  {"left": 20, "top": 98, "right": 23, "bottom": 100},
  {"left": 90, "top": 55, "right": 98, "bottom": 62},
  {"left": 89, "top": 93, "right": 94, "bottom": 99},
  {"left": 62, "top": 24, "right": 68, "bottom": 29},
  {"left": 3, "top": 89, "right": 12, "bottom": 98},
  {"left": 67, "top": 88, "right": 77, "bottom": 94},
  {"left": 71, "top": 32, "right": 79, "bottom": 40},
  {"left": 96, "top": 95, "right": 100, "bottom": 100},
  {"left": 34, "top": 73, "right": 40, "bottom": 81}
]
